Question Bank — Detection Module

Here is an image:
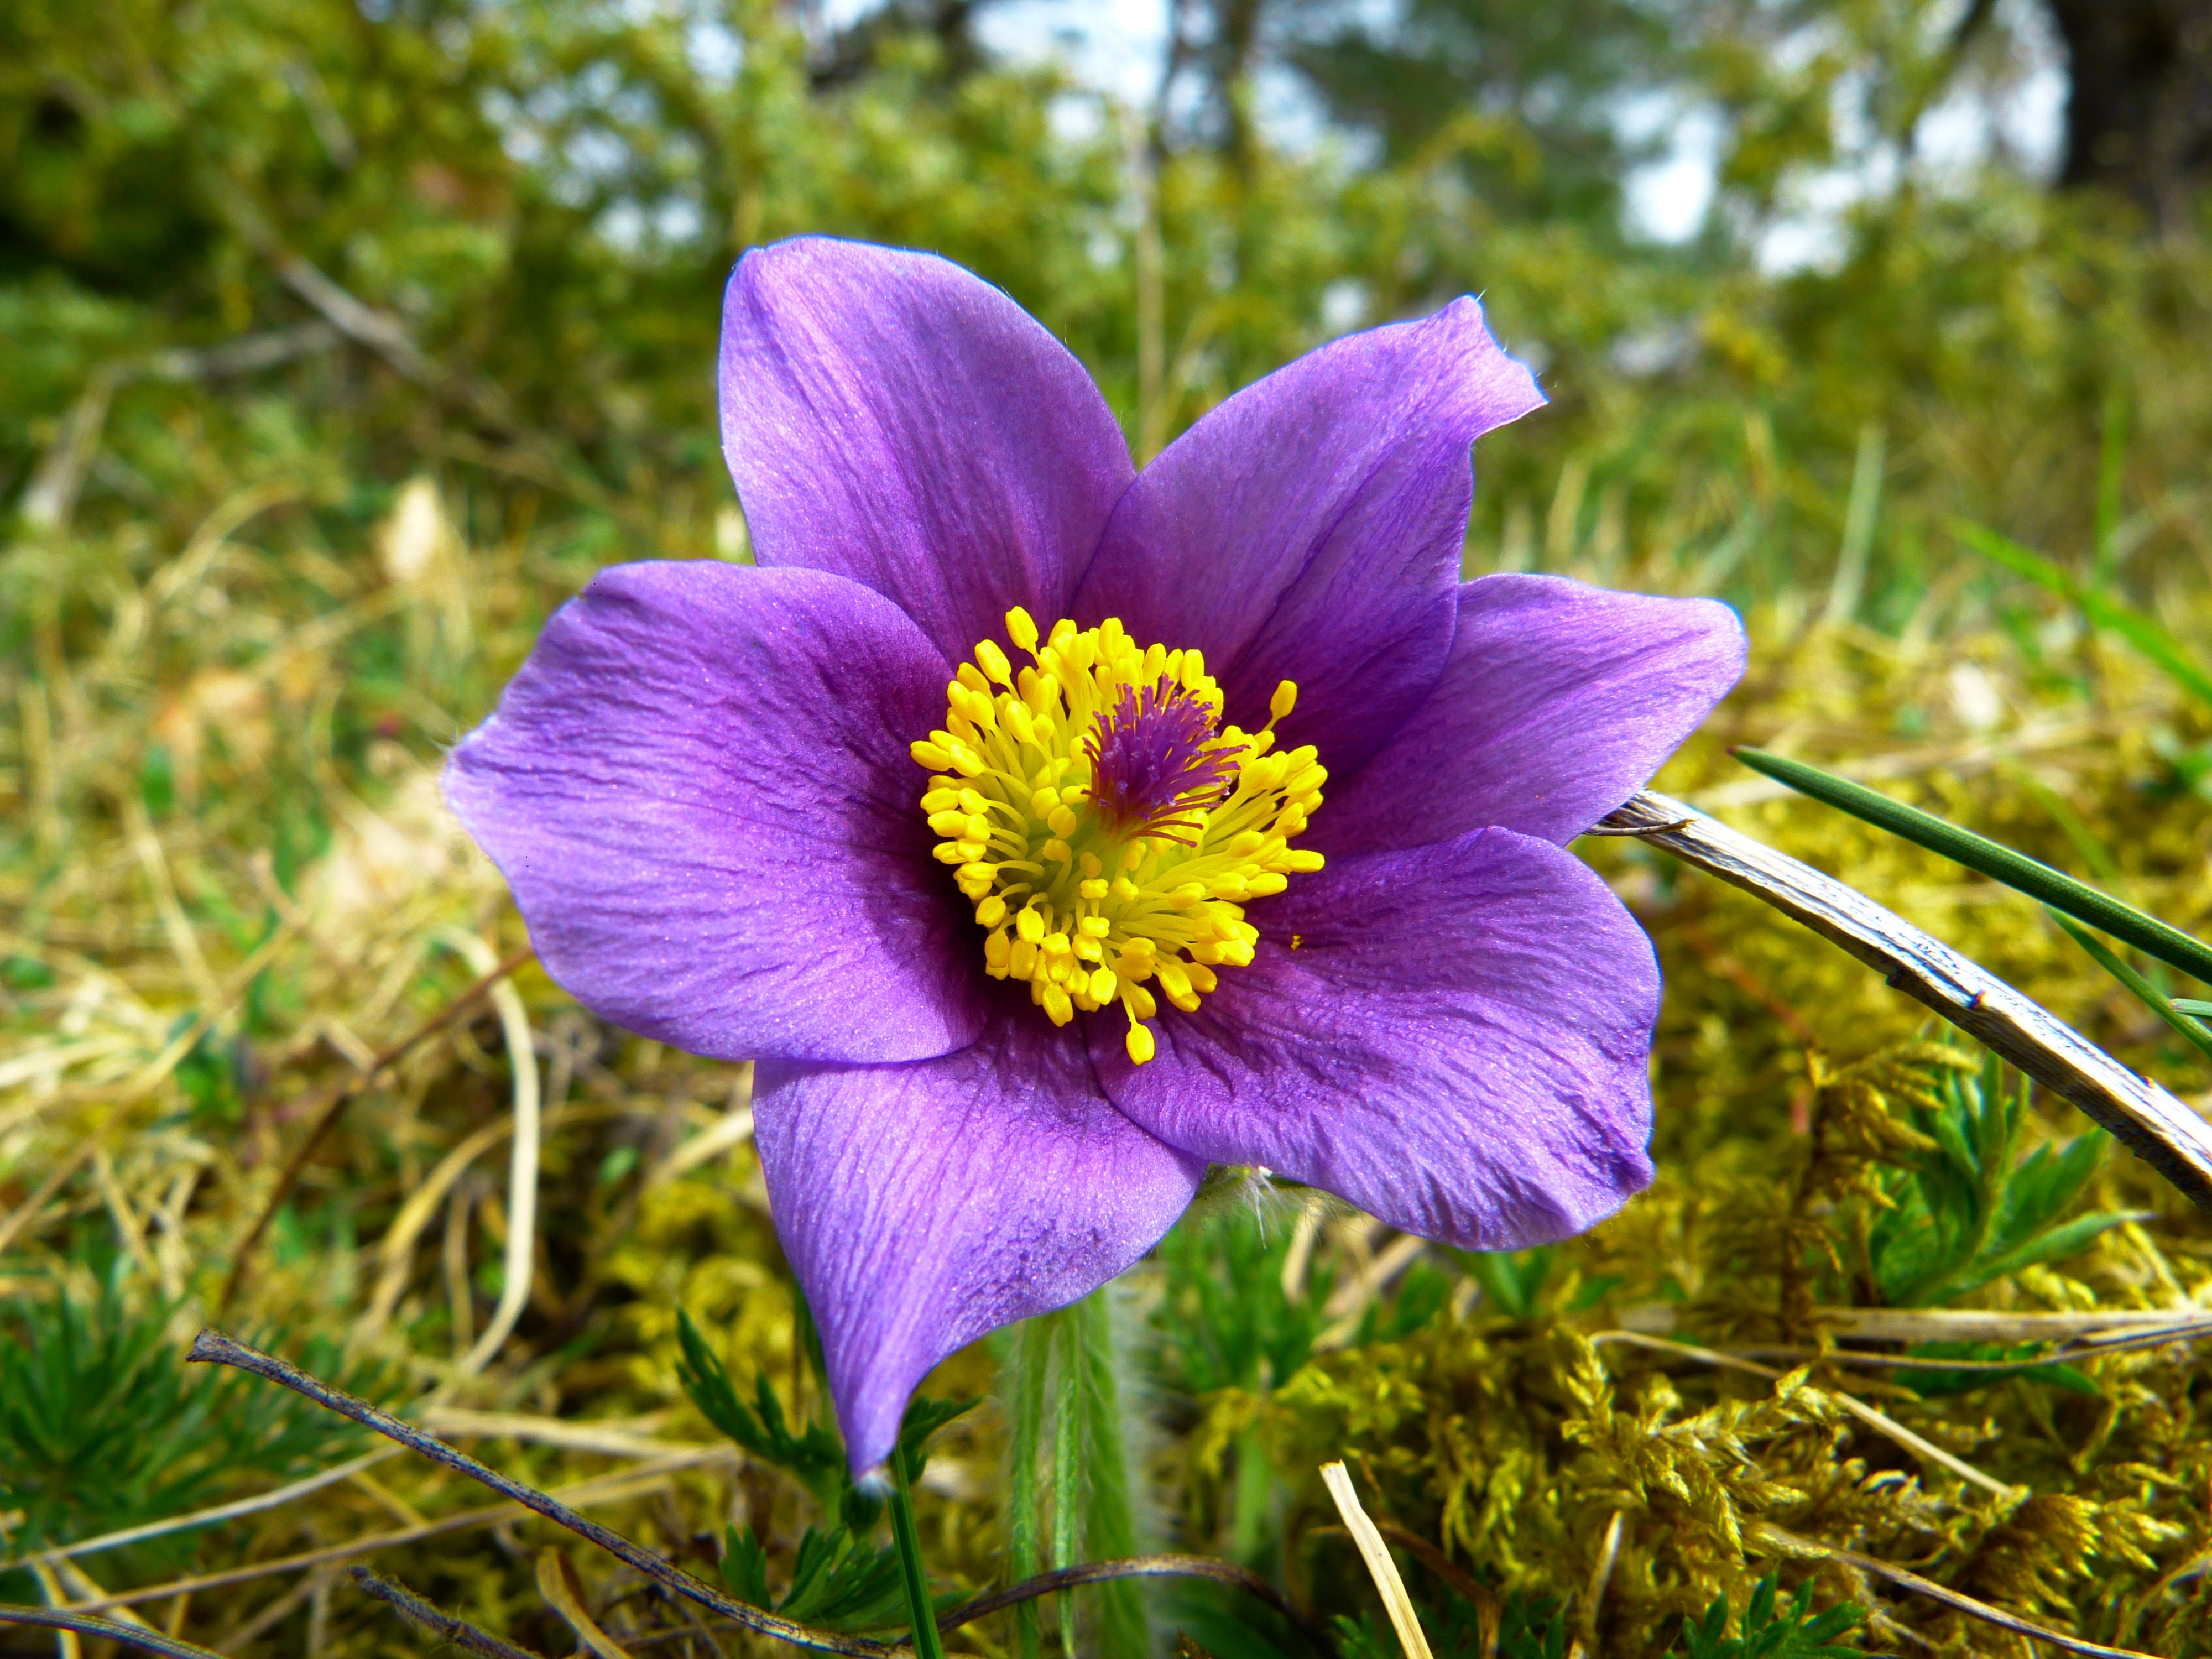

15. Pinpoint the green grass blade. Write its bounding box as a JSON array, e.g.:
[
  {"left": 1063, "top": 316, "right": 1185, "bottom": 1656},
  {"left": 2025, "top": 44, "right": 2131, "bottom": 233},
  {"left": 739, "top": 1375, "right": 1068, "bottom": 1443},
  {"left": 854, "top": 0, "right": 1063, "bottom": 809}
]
[
  {"left": 1732, "top": 745, "right": 2212, "bottom": 988},
  {"left": 1951, "top": 518, "right": 2212, "bottom": 709},
  {"left": 2046, "top": 909, "right": 2212, "bottom": 1063}
]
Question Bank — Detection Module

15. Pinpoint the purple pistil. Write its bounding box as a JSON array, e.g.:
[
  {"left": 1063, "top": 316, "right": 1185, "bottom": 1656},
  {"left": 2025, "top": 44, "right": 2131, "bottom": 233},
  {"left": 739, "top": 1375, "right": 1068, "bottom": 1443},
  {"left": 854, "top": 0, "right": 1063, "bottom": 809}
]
[{"left": 1083, "top": 682, "right": 1241, "bottom": 844}]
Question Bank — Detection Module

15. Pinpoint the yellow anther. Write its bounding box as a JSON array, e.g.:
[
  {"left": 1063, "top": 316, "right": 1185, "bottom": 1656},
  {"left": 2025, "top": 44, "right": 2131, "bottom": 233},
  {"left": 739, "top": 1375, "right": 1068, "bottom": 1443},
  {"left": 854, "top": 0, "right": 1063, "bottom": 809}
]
[{"left": 914, "top": 613, "right": 1327, "bottom": 1046}]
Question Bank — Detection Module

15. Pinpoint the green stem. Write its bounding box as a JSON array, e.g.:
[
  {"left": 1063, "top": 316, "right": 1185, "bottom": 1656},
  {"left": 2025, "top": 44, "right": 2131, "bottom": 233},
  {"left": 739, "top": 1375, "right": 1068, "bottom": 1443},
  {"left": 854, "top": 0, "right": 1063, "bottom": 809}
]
[
  {"left": 1007, "top": 1318, "right": 1052, "bottom": 1659},
  {"left": 1733, "top": 745, "right": 2212, "bottom": 988},
  {"left": 1051, "top": 1317, "right": 1081, "bottom": 1659},
  {"left": 888, "top": 1439, "right": 946, "bottom": 1659},
  {"left": 1073, "top": 1291, "right": 1147, "bottom": 1659}
]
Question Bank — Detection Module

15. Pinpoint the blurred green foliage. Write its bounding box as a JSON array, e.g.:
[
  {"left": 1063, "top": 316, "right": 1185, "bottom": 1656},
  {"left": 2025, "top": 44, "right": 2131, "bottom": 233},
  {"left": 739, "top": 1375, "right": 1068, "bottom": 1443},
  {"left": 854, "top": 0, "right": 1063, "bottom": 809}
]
[{"left": 6, "top": 0, "right": 2211, "bottom": 635}]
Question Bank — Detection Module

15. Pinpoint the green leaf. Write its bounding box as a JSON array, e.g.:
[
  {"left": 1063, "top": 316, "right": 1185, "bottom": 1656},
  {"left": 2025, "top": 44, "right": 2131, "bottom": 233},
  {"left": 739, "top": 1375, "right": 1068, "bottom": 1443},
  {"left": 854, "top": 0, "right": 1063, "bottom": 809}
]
[
  {"left": 673, "top": 1306, "right": 847, "bottom": 1516},
  {"left": 1953, "top": 518, "right": 2212, "bottom": 709},
  {"left": 1450, "top": 1245, "right": 1556, "bottom": 1319},
  {"left": 1731, "top": 745, "right": 2212, "bottom": 988},
  {"left": 779, "top": 1525, "right": 910, "bottom": 1632},
  {"left": 1896, "top": 1343, "right": 2100, "bottom": 1399},
  {"left": 1674, "top": 1577, "right": 1866, "bottom": 1659},
  {"left": 897, "top": 1392, "right": 980, "bottom": 1485},
  {"left": 720, "top": 1525, "right": 773, "bottom": 1608}
]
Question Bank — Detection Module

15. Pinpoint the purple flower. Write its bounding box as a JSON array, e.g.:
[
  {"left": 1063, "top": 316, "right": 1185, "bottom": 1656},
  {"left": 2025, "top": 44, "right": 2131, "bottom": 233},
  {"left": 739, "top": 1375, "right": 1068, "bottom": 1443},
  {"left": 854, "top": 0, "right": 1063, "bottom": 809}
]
[{"left": 445, "top": 237, "right": 1745, "bottom": 1475}]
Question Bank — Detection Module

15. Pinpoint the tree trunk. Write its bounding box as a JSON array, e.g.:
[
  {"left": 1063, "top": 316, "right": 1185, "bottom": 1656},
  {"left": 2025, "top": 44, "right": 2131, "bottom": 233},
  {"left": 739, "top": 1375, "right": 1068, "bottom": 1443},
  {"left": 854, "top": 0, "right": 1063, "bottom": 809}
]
[{"left": 2046, "top": 0, "right": 2212, "bottom": 228}]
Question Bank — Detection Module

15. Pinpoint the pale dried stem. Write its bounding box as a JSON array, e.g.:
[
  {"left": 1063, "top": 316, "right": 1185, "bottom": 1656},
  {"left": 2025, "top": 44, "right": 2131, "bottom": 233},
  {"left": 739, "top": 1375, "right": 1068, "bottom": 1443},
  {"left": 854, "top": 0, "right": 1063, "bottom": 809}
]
[
  {"left": 1755, "top": 1524, "right": 2159, "bottom": 1659},
  {"left": 1592, "top": 1331, "right": 2016, "bottom": 1500},
  {"left": 1601, "top": 789, "right": 2212, "bottom": 1209},
  {"left": 1320, "top": 1461, "right": 1433, "bottom": 1659}
]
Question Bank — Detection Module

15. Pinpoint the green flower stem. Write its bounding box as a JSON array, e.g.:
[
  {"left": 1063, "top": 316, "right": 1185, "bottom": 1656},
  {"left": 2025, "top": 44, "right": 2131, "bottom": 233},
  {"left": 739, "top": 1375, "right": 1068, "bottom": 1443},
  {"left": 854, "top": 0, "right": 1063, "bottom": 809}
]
[
  {"left": 1051, "top": 1315, "right": 1081, "bottom": 1659},
  {"left": 2047, "top": 909, "right": 2212, "bottom": 1063},
  {"left": 1733, "top": 746, "right": 2212, "bottom": 988},
  {"left": 888, "top": 1438, "right": 946, "bottom": 1659},
  {"left": 1072, "top": 1292, "right": 1146, "bottom": 1659},
  {"left": 1006, "top": 1317, "right": 1052, "bottom": 1659}
]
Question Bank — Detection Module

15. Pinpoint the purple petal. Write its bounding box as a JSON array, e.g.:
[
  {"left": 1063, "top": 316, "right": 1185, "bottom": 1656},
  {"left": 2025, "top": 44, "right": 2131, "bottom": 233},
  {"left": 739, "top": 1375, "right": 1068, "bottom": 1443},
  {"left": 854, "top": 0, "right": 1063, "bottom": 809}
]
[
  {"left": 1074, "top": 299, "right": 1542, "bottom": 775},
  {"left": 445, "top": 561, "right": 988, "bottom": 1066},
  {"left": 1312, "top": 575, "right": 1747, "bottom": 857},
  {"left": 720, "top": 237, "right": 1134, "bottom": 667},
  {"left": 1093, "top": 827, "right": 1656, "bottom": 1250},
  {"left": 757, "top": 1013, "right": 1205, "bottom": 1474}
]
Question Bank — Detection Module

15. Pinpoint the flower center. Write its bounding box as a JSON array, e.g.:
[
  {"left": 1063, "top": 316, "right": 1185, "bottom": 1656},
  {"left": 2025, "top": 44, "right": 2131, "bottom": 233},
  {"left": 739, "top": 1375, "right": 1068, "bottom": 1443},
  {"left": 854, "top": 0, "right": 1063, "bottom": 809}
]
[{"left": 911, "top": 608, "right": 1327, "bottom": 1065}]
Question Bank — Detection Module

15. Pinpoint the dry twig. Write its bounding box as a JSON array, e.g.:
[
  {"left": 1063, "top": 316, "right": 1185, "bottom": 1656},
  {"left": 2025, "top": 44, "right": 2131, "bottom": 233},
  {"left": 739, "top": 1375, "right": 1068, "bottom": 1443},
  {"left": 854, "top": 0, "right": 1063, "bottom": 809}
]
[
  {"left": 0, "top": 1604, "right": 229, "bottom": 1659},
  {"left": 349, "top": 1568, "right": 548, "bottom": 1659}
]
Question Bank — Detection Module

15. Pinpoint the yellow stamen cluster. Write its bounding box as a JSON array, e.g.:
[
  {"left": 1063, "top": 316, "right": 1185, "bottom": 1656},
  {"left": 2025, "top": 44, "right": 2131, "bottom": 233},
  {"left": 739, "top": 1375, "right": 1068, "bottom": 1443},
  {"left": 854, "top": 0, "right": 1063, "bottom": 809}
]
[{"left": 911, "top": 608, "right": 1326, "bottom": 1065}]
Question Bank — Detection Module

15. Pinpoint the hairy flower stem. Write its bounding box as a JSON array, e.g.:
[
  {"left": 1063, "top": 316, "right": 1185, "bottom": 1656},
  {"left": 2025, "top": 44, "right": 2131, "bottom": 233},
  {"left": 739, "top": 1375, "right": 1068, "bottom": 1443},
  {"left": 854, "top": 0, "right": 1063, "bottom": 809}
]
[
  {"left": 1005, "top": 1295, "right": 1148, "bottom": 1659},
  {"left": 1073, "top": 1292, "right": 1147, "bottom": 1659},
  {"left": 1006, "top": 1318, "right": 1052, "bottom": 1659},
  {"left": 888, "top": 1441, "right": 946, "bottom": 1659}
]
